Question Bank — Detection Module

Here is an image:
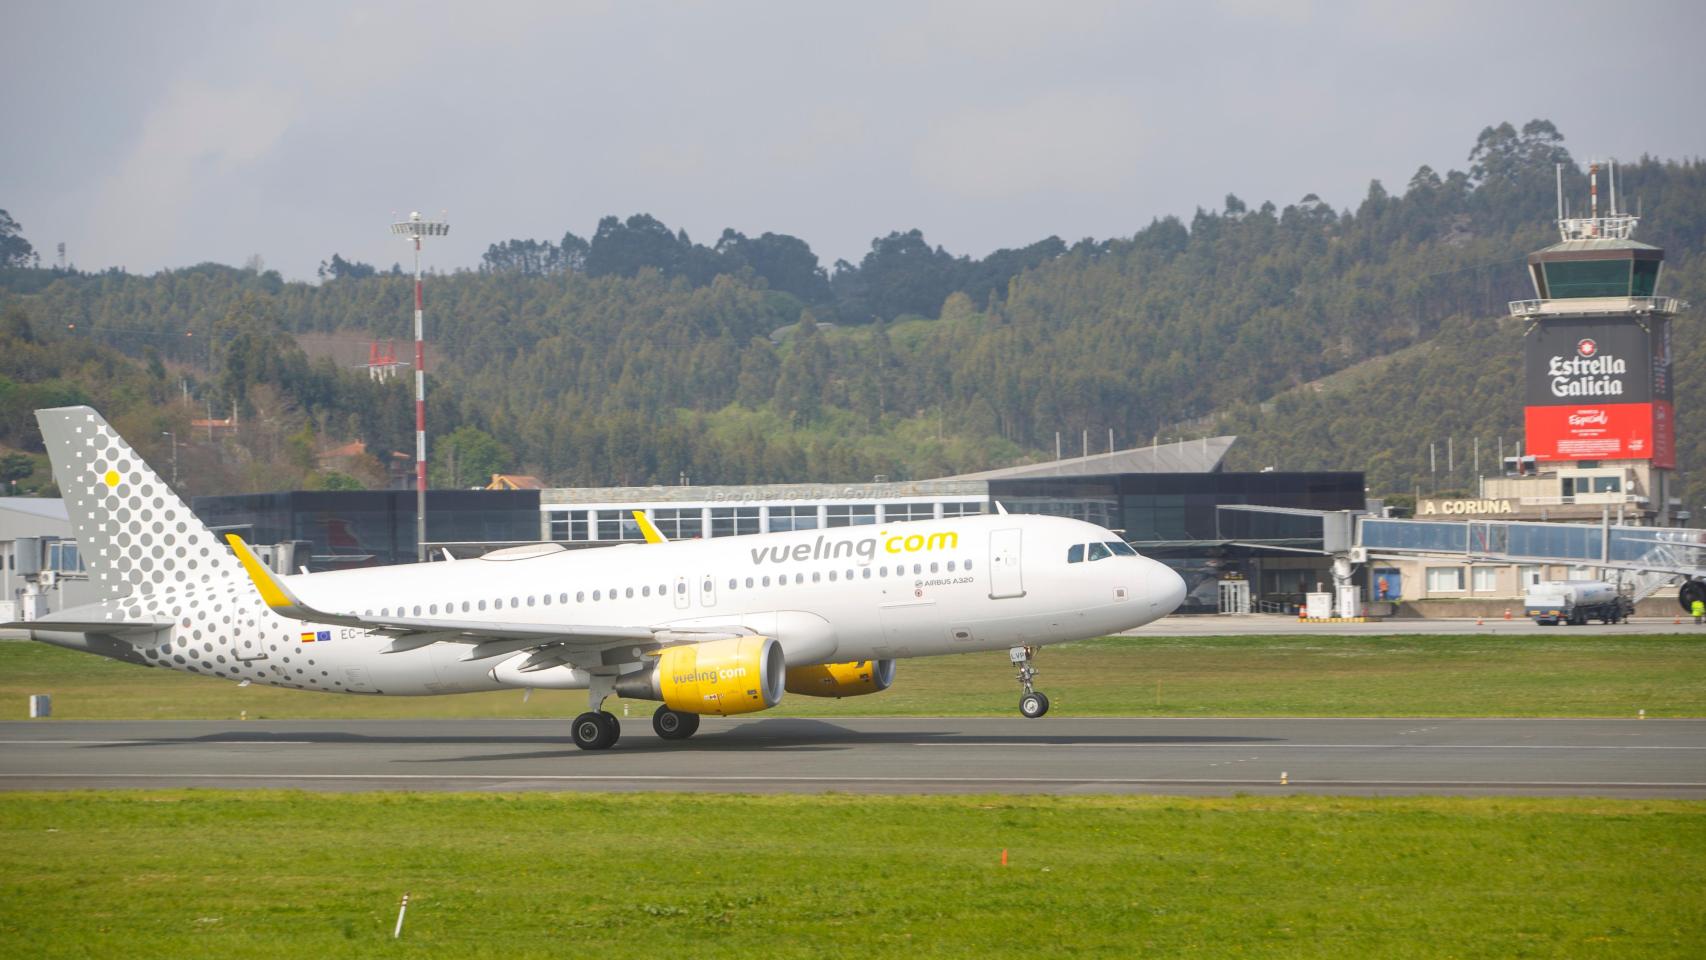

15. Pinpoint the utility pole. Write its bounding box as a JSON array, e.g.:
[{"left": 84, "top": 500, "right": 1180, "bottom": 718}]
[
  {"left": 161, "top": 431, "right": 177, "bottom": 487},
  {"left": 390, "top": 212, "right": 450, "bottom": 562}
]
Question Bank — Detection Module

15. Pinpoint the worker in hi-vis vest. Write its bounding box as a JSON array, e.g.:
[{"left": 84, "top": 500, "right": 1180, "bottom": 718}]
[{"left": 1694, "top": 598, "right": 1705, "bottom": 625}]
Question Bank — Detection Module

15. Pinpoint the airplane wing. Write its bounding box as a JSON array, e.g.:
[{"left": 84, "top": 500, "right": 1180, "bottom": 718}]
[{"left": 225, "top": 535, "right": 744, "bottom": 661}]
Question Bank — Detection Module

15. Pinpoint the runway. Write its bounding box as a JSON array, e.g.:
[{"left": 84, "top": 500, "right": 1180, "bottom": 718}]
[{"left": 2, "top": 717, "right": 1702, "bottom": 797}]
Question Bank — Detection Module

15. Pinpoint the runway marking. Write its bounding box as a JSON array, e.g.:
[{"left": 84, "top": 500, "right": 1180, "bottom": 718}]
[
  {"left": 3, "top": 739, "right": 1699, "bottom": 752},
  {"left": 0, "top": 773, "right": 1701, "bottom": 789},
  {"left": 910, "top": 742, "right": 1706, "bottom": 751},
  {"left": 2, "top": 739, "right": 316, "bottom": 746}
]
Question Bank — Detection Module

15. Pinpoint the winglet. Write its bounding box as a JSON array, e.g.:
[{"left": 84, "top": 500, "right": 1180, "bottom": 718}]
[
  {"left": 632, "top": 510, "right": 667, "bottom": 544},
  {"left": 226, "top": 534, "right": 305, "bottom": 614}
]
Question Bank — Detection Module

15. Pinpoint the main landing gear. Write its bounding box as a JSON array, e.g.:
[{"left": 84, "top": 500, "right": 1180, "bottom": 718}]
[
  {"left": 572, "top": 676, "right": 623, "bottom": 751},
  {"left": 1011, "top": 645, "right": 1050, "bottom": 718},
  {"left": 571, "top": 710, "right": 620, "bottom": 750},
  {"left": 652, "top": 705, "right": 701, "bottom": 741}
]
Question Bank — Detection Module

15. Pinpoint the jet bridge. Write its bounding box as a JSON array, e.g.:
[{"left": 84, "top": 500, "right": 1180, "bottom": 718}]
[{"left": 1211, "top": 505, "right": 1706, "bottom": 614}]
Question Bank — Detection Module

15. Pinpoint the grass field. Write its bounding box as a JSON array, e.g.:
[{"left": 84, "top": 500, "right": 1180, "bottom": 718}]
[
  {"left": 3, "top": 633, "right": 1703, "bottom": 720},
  {"left": 0, "top": 791, "right": 1700, "bottom": 959}
]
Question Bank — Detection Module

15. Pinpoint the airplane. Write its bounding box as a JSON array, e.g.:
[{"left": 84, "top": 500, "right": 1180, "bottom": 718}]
[{"left": 8, "top": 406, "right": 1187, "bottom": 750}]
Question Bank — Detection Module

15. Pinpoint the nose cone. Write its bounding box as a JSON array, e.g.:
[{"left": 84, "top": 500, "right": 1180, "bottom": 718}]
[{"left": 1149, "top": 559, "right": 1187, "bottom": 614}]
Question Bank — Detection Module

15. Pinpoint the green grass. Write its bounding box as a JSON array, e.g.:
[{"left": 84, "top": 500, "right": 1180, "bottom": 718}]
[
  {"left": 0, "top": 791, "right": 1699, "bottom": 959},
  {"left": 4, "top": 634, "right": 1704, "bottom": 721}
]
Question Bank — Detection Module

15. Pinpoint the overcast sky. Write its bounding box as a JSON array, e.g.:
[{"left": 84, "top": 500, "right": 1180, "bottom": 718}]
[{"left": 4, "top": 1, "right": 1704, "bottom": 281}]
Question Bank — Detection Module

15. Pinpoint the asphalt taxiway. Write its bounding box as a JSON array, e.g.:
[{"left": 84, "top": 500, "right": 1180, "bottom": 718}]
[{"left": 2, "top": 717, "right": 1701, "bottom": 797}]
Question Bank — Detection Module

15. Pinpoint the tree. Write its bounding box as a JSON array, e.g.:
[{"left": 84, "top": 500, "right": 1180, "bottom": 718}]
[
  {"left": 0, "top": 451, "right": 33, "bottom": 491},
  {"left": 0, "top": 209, "right": 35, "bottom": 268},
  {"left": 317, "top": 253, "right": 377, "bottom": 281},
  {"left": 431, "top": 425, "right": 511, "bottom": 487}
]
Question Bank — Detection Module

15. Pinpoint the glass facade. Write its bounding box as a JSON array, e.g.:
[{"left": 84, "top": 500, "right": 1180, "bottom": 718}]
[
  {"left": 990, "top": 472, "right": 1365, "bottom": 544},
  {"left": 192, "top": 490, "right": 541, "bottom": 570}
]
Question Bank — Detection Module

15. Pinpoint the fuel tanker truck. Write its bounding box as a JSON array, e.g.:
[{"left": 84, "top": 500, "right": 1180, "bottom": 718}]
[{"left": 1524, "top": 580, "right": 1632, "bottom": 626}]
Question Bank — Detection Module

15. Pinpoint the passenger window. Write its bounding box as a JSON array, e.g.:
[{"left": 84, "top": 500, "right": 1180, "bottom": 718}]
[
  {"left": 1068, "top": 544, "right": 1084, "bottom": 563},
  {"left": 728, "top": 579, "right": 737, "bottom": 590},
  {"left": 828, "top": 571, "right": 837, "bottom": 582},
  {"left": 1107, "top": 540, "right": 1137, "bottom": 557},
  {"left": 795, "top": 573, "right": 805, "bottom": 585},
  {"left": 643, "top": 585, "right": 652, "bottom": 597},
  {"left": 746, "top": 577, "right": 755, "bottom": 588},
  {"left": 812, "top": 572, "right": 821, "bottom": 583},
  {"left": 863, "top": 569, "right": 872, "bottom": 579},
  {"left": 947, "top": 561, "right": 955, "bottom": 572},
  {"left": 1087, "top": 543, "right": 1112, "bottom": 561},
  {"left": 592, "top": 591, "right": 600, "bottom": 601},
  {"left": 930, "top": 562, "right": 938, "bottom": 573},
  {"left": 576, "top": 592, "right": 584, "bottom": 603},
  {"left": 763, "top": 575, "right": 771, "bottom": 587}
]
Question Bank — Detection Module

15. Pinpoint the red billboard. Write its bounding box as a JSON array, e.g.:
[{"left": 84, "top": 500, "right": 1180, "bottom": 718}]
[{"left": 1525, "top": 401, "right": 1674, "bottom": 467}]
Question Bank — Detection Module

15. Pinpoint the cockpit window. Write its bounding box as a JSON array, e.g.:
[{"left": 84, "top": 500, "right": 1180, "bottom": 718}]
[
  {"left": 1106, "top": 540, "right": 1137, "bottom": 557},
  {"left": 1087, "top": 542, "right": 1113, "bottom": 562},
  {"left": 1067, "top": 544, "right": 1084, "bottom": 564}
]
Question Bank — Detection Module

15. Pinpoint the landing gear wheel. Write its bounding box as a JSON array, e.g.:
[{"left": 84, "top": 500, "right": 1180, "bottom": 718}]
[
  {"left": 1010, "top": 645, "right": 1049, "bottom": 718},
  {"left": 652, "top": 706, "right": 701, "bottom": 741},
  {"left": 572, "top": 711, "right": 617, "bottom": 750},
  {"left": 599, "top": 711, "right": 621, "bottom": 747}
]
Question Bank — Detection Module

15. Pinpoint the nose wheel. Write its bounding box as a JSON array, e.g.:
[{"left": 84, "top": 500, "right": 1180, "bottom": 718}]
[
  {"left": 572, "top": 711, "right": 620, "bottom": 750},
  {"left": 1011, "top": 646, "right": 1050, "bottom": 718}
]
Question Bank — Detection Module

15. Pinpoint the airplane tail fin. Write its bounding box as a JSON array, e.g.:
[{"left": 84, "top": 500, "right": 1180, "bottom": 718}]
[{"left": 36, "top": 406, "right": 245, "bottom": 600}]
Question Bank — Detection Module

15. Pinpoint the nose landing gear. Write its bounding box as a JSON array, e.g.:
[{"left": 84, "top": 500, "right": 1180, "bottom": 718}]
[{"left": 1011, "top": 646, "right": 1050, "bottom": 718}]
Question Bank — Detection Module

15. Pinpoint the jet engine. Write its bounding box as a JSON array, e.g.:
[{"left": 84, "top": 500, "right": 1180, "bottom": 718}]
[
  {"left": 784, "top": 659, "right": 896, "bottom": 698},
  {"left": 615, "top": 635, "right": 784, "bottom": 716}
]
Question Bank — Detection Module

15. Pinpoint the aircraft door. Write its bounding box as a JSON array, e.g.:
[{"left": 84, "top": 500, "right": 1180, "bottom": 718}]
[
  {"left": 699, "top": 574, "right": 717, "bottom": 608},
  {"left": 673, "top": 576, "right": 690, "bottom": 610},
  {"left": 988, "top": 528, "right": 1025, "bottom": 599}
]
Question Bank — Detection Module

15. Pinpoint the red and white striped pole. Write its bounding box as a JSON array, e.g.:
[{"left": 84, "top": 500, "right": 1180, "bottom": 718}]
[
  {"left": 391, "top": 212, "right": 449, "bottom": 562},
  {"left": 413, "top": 234, "right": 426, "bottom": 562}
]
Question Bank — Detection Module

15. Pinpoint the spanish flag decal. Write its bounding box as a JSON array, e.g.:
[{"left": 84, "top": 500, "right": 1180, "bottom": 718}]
[{"left": 300, "top": 630, "right": 331, "bottom": 643}]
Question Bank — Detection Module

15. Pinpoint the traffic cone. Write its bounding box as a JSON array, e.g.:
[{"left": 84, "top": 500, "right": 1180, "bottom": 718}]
[
  {"left": 1504, "top": 608, "right": 1512, "bottom": 620},
  {"left": 1476, "top": 615, "right": 1484, "bottom": 625}
]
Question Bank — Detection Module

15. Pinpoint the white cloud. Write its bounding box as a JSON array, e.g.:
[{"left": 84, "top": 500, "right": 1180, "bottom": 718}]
[{"left": 912, "top": 90, "right": 1149, "bottom": 200}]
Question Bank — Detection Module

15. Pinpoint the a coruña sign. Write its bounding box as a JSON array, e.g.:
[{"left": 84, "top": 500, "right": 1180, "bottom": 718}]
[{"left": 1418, "top": 498, "right": 1517, "bottom": 517}]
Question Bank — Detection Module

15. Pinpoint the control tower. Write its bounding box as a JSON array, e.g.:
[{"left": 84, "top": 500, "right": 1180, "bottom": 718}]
[{"left": 1496, "top": 161, "right": 1689, "bottom": 525}]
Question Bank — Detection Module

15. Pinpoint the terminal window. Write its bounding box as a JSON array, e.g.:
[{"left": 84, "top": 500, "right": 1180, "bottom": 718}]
[
  {"left": 939, "top": 502, "right": 986, "bottom": 518},
  {"left": 710, "top": 507, "right": 760, "bottom": 538},
  {"left": 883, "top": 502, "right": 936, "bottom": 523},
  {"left": 1426, "top": 567, "right": 1465, "bottom": 592},
  {"left": 548, "top": 510, "right": 589, "bottom": 542},
  {"left": 768, "top": 505, "right": 819, "bottom": 532},
  {"left": 826, "top": 504, "right": 877, "bottom": 527},
  {"left": 649, "top": 508, "right": 703, "bottom": 540}
]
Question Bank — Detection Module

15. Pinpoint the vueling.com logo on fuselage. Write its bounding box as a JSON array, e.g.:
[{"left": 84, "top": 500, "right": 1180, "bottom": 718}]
[{"left": 748, "top": 530, "right": 959, "bottom": 566}]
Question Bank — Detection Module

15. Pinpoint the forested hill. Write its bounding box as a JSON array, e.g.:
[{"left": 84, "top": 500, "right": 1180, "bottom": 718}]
[{"left": 0, "top": 121, "right": 1702, "bottom": 519}]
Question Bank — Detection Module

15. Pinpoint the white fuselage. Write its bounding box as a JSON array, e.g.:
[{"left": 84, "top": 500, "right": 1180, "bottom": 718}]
[{"left": 39, "top": 514, "right": 1184, "bottom": 698}]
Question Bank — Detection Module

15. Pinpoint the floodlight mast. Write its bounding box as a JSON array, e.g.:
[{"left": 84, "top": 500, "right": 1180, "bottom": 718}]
[{"left": 389, "top": 211, "right": 450, "bottom": 561}]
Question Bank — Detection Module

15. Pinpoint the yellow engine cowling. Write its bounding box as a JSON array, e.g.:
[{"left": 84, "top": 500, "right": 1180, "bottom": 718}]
[
  {"left": 615, "top": 635, "right": 784, "bottom": 716},
  {"left": 784, "top": 659, "right": 896, "bottom": 698}
]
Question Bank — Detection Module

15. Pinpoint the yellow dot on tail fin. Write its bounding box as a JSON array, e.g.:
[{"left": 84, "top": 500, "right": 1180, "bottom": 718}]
[{"left": 102, "top": 469, "right": 120, "bottom": 487}]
